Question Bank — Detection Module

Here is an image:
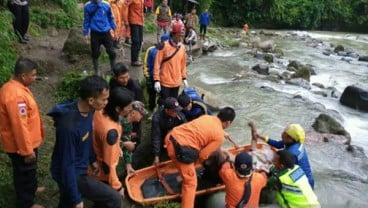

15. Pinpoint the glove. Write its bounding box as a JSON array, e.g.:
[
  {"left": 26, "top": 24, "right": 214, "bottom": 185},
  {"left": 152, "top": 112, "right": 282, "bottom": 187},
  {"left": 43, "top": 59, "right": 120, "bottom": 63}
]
[
  {"left": 183, "top": 79, "right": 189, "bottom": 88},
  {"left": 154, "top": 81, "right": 161, "bottom": 93}
]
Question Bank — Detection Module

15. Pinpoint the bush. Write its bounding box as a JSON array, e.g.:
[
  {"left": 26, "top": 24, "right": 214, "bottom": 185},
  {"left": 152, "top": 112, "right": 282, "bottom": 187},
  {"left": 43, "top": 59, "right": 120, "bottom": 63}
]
[
  {"left": 54, "top": 70, "right": 86, "bottom": 102},
  {"left": 0, "top": 10, "right": 17, "bottom": 87}
]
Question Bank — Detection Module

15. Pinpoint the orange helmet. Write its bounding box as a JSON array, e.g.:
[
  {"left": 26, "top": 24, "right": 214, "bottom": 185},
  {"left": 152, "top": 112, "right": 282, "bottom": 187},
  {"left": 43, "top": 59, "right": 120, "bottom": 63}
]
[{"left": 171, "top": 22, "right": 185, "bottom": 35}]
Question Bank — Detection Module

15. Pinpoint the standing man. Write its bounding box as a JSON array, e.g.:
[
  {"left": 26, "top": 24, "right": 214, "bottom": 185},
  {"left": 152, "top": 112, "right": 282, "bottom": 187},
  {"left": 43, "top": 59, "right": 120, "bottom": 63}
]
[
  {"left": 154, "top": 0, "right": 172, "bottom": 43},
  {"left": 199, "top": 9, "right": 211, "bottom": 40},
  {"left": 48, "top": 76, "right": 121, "bottom": 208},
  {"left": 153, "top": 22, "right": 188, "bottom": 105},
  {"left": 0, "top": 58, "right": 44, "bottom": 208},
  {"left": 164, "top": 107, "right": 236, "bottom": 208},
  {"left": 7, "top": 0, "right": 30, "bottom": 44},
  {"left": 143, "top": 33, "right": 170, "bottom": 111},
  {"left": 83, "top": 0, "right": 117, "bottom": 76},
  {"left": 184, "top": 8, "right": 198, "bottom": 30},
  {"left": 127, "top": 0, "right": 144, "bottom": 67}
]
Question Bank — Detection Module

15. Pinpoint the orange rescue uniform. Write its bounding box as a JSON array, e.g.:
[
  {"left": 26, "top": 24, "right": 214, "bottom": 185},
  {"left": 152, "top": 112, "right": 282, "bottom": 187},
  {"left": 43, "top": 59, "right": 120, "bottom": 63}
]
[
  {"left": 120, "top": 0, "right": 130, "bottom": 38},
  {"left": 153, "top": 41, "right": 187, "bottom": 87},
  {"left": 110, "top": 1, "right": 123, "bottom": 39},
  {"left": 219, "top": 162, "right": 267, "bottom": 208},
  {"left": 93, "top": 110, "right": 123, "bottom": 190},
  {"left": 165, "top": 115, "right": 225, "bottom": 208},
  {"left": 127, "top": 0, "right": 144, "bottom": 26},
  {"left": 0, "top": 79, "right": 44, "bottom": 156}
]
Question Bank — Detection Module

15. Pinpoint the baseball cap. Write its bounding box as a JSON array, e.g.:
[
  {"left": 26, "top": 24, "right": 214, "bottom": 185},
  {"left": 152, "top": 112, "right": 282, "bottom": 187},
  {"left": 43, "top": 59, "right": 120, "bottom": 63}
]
[
  {"left": 164, "top": 97, "right": 183, "bottom": 112},
  {"left": 234, "top": 152, "right": 253, "bottom": 176},
  {"left": 285, "top": 124, "right": 305, "bottom": 144},
  {"left": 132, "top": 101, "right": 148, "bottom": 116}
]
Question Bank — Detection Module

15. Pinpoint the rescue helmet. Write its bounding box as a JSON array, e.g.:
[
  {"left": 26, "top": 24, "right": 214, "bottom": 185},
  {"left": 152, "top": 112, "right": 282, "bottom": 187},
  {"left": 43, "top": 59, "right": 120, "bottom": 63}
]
[{"left": 171, "top": 22, "right": 185, "bottom": 35}]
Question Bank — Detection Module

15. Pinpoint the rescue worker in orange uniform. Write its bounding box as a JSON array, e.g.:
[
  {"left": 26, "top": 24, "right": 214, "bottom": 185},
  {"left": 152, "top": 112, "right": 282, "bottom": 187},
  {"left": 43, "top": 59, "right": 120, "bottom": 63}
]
[
  {"left": 109, "top": 0, "right": 123, "bottom": 48},
  {"left": 219, "top": 151, "right": 268, "bottom": 208},
  {"left": 127, "top": 0, "right": 144, "bottom": 66},
  {"left": 120, "top": 0, "right": 131, "bottom": 44},
  {"left": 92, "top": 87, "right": 134, "bottom": 198},
  {"left": 0, "top": 57, "right": 44, "bottom": 208},
  {"left": 153, "top": 22, "right": 188, "bottom": 105},
  {"left": 164, "top": 107, "right": 236, "bottom": 208}
]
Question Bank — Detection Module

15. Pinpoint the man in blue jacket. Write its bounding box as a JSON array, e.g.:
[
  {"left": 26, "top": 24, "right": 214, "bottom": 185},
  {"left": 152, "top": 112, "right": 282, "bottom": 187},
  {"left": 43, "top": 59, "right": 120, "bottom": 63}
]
[
  {"left": 199, "top": 9, "right": 211, "bottom": 40},
  {"left": 255, "top": 123, "right": 315, "bottom": 189},
  {"left": 83, "top": 0, "right": 116, "bottom": 76},
  {"left": 48, "top": 76, "right": 121, "bottom": 208}
]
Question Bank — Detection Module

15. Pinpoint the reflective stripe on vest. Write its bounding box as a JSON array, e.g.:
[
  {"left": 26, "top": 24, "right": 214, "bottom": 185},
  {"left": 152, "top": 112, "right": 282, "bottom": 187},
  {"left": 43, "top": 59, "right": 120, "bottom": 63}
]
[{"left": 277, "top": 166, "right": 320, "bottom": 208}]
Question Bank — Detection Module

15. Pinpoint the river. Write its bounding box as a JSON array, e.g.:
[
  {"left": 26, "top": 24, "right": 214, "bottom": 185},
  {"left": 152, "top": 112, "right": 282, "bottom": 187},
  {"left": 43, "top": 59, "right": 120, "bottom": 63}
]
[{"left": 187, "top": 30, "right": 368, "bottom": 207}]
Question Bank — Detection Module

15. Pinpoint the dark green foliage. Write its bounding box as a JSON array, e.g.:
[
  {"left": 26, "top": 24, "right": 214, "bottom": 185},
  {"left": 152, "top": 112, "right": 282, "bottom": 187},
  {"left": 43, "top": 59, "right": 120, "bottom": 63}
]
[
  {"left": 54, "top": 70, "right": 85, "bottom": 102},
  {"left": 0, "top": 10, "right": 17, "bottom": 86},
  {"left": 210, "top": 0, "right": 368, "bottom": 32}
]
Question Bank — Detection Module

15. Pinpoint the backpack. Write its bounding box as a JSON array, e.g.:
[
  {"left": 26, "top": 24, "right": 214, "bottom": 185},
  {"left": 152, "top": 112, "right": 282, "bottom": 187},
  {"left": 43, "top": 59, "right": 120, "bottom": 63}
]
[{"left": 183, "top": 87, "right": 204, "bottom": 103}]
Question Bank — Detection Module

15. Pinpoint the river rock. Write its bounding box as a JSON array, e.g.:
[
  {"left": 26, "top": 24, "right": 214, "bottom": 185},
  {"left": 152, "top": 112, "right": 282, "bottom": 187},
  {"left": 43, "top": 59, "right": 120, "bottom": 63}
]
[
  {"left": 312, "top": 91, "right": 328, "bottom": 97},
  {"left": 291, "top": 66, "right": 311, "bottom": 82},
  {"left": 322, "top": 50, "right": 331, "bottom": 56},
  {"left": 358, "top": 55, "right": 368, "bottom": 62},
  {"left": 334, "top": 45, "right": 344, "bottom": 53},
  {"left": 263, "top": 53, "right": 273, "bottom": 63},
  {"left": 347, "top": 51, "right": 359, "bottom": 58},
  {"left": 252, "top": 63, "right": 269, "bottom": 75},
  {"left": 312, "top": 82, "right": 325, "bottom": 89},
  {"left": 306, "top": 131, "right": 351, "bottom": 145},
  {"left": 311, "top": 113, "right": 351, "bottom": 144},
  {"left": 287, "top": 60, "right": 303, "bottom": 70},
  {"left": 339, "top": 85, "right": 368, "bottom": 111},
  {"left": 62, "top": 28, "right": 91, "bottom": 63},
  {"left": 286, "top": 78, "right": 311, "bottom": 90},
  {"left": 274, "top": 48, "right": 284, "bottom": 57}
]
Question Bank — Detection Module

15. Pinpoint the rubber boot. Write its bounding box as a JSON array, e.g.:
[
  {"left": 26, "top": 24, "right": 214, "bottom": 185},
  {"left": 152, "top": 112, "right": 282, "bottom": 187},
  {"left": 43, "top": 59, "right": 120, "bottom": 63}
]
[{"left": 93, "top": 59, "right": 100, "bottom": 76}]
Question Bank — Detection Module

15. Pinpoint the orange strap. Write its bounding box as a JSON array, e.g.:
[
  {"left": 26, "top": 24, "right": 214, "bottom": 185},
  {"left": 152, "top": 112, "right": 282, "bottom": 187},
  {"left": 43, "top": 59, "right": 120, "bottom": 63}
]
[{"left": 155, "top": 164, "right": 176, "bottom": 195}]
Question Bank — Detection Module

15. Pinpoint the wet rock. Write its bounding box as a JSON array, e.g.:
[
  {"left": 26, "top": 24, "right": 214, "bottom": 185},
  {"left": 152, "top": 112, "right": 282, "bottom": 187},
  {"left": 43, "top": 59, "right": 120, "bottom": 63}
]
[
  {"left": 288, "top": 60, "right": 303, "bottom": 70},
  {"left": 286, "top": 78, "right": 311, "bottom": 90},
  {"left": 263, "top": 53, "right": 273, "bottom": 63},
  {"left": 347, "top": 52, "right": 359, "bottom": 58},
  {"left": 334, "top": 45, "right": 345, "bottom": 53},
  {"left": 281, "top": 70, "right": 292, "bottom": 80},
  {"left": 340, "top": 57, "right": 352, "bottom": 63},
  {"left": 339, "top": 85, "right": 368, "bottom": 111},
  {"left": 337, "top": 51, "right": 348, "bottom": 56},
  {"left": 312, "top": 91, "right": 328, "bottom": 97},
  {"left": 252, "top": 63, "right": 269, "bottom": 75},
  {"left": 312, "top": 82, "right": 325, "bottom": 89},
  {"left": 252, "top": 39, "right": 276, "bottom": 52},
  {"left": 274, "top": 48, "right": 284, "bottom": 57},
  {"left": 286, "top": 66, "right": 297, "bottom": 72},
  {"left": 358, "top": 55, "right": 368, "bottom": 62},
  {"left": 291, "top": 66, "right": 311, "bottom": 82},
  {"left": 330, "top": 88, "right": 341, "bottom": 99},
  {"left": 305, "top": 64, "right": 317, "bottom": 75},
  {"left": 322, "top": 50, "right": 331, "bottom": 56},
  {"left": 62, "top": 28, "right": 91, "bottom": 63},
  {"left": 311, "top": 113, "right": 351, "bottom": 144},
  {"left": 306, "top": 131, "right": 350, "bottom": 145}
]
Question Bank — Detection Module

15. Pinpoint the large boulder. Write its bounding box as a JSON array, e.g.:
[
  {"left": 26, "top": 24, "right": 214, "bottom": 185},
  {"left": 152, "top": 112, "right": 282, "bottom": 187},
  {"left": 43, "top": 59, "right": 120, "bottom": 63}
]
[
  {"left": 62, "top": 28, "right": 91, "bottom": 63},
  {"left": 358, "top": 55, "right": 368, "bottom": 62},
  {"left": 339, "top": 85, "right": 368, "bottom": 111},
  {"left": 311, "top": 113, "right": 351, "bottom": 144}
]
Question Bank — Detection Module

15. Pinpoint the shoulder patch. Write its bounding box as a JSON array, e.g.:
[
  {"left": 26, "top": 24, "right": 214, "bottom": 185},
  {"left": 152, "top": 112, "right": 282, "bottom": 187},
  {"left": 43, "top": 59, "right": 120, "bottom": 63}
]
[
  {"left": 107, "top": 129, "right": 119, "bottom": 145},
  {"left": 289, "top": 167, "right": 305, "bottom": 182},
  {"left": 17, "top": 102, "right": 27, "bottom": 118}
]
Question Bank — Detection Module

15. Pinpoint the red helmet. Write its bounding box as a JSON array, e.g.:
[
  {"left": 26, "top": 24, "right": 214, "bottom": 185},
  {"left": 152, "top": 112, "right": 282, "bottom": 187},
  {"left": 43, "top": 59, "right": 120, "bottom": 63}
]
[{"left": 171, "top": 23, "right": 185, "bottom": 35}]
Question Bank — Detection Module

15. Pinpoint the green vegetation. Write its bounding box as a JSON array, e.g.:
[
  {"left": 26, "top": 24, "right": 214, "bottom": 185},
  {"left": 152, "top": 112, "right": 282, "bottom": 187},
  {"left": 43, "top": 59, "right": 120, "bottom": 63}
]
[{"left": 210, "top": 0, "right": 368, "bottom": 32}]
